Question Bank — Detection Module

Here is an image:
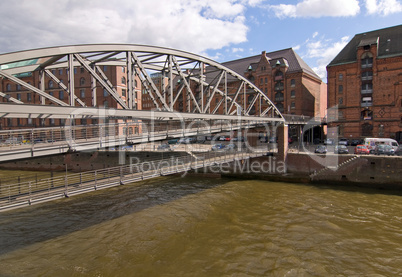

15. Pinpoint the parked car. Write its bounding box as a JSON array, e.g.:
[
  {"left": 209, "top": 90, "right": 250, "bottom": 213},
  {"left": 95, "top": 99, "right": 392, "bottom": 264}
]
[
  {"left": 374, "top": 144, "right": 395, "bottom": 155},
  {"left": 225, "top": 144, "right": 237, "bottom": 152},
  {"left": 157, "top": 144, "right": 171, "bottom": 151},
  {"left": 338, "top": 138, "right": 349, "bottom": 146},
  {"left": 211, "top": 143, "right": 225, "bottom": 151},
  {"left": 395, "top": 145, "right": 402, "bottom": 156},
  {"left": 354, "top": 145, "right": 370, "bottom": 155},
  {"left": 324, "top": 138, "right": 335, "bottom": 145},
  {"left": 334, "top": 145, "right": 349, "bottom": 154},
  {"left": 314, "top": 145, "right": 327, "bottom": 154},
  {"left": 168, "top": 139, "right": 179, "bottom": 144},
  {"left": 350, "top": 139, "right": 361, "bottom": 146}
]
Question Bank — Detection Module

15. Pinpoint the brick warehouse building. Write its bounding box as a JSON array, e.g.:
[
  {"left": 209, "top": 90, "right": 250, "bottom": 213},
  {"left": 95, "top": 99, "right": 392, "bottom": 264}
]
[
  {"left": 168, "top": 48, "right": 326, "bottom": 119},
  {"left": 327, "top": 24, "right": 402, "bottom": 142}
]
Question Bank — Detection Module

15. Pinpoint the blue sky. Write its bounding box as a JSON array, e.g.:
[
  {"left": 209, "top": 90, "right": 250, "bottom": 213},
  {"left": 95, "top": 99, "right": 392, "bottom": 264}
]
[{"left": 0, "top": 0, "right": 401, "bottom": 82}]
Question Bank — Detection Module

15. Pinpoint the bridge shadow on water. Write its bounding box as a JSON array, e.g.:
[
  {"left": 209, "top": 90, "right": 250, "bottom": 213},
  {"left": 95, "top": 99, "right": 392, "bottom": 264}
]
[{"left": 0, "top": 175, "right": 227, "bottom": 256}]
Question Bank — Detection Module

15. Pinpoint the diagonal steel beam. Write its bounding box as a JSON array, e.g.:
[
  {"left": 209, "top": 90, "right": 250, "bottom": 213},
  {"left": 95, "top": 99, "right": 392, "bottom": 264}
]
[
  {"left": 44, "top": 69, "right": 86, "bottom": 107},
  {"left": 171, "top": 56, "right": 201, "bottom": 113},
  {"left": 0, "top": 91, "right": 23, "bottom": 104},
  {"left": 245, "top": 94, "right": 258, "bottom": 115},
  {"left": 74, "top": 54, "right": 128, "bottom": 109},
  {"left": 0, "top": 70, "right": 69, "bottom": 106},
  {"left": 203, "top": 70, "right": 224, "bottom": 113},
  {"left": 131, "top": 52, "right": 170, "bottom": 111}
]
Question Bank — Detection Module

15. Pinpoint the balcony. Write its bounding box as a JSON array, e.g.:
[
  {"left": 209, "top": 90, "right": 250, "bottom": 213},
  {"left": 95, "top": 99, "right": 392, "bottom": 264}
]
[
  {"left": 361, "top": 101, "right": 373, "bottom": 107},
  {"left": 361, "top": 63, "right": 373, "bottom": 69},
  {"left": 274, "top": 75, "right": 283, "bottom": 81},
  {"left": 361, "top": 76, "right": 373, "bottom": 81},
  {"left": 275, "top": 97, "right": 284, "bottom": 102},
  {"left": 361, "top": 89, "right": 373, "bottom": 94},
  {"left": 274, "top": 86, "right": 284, "bottom": 91}
]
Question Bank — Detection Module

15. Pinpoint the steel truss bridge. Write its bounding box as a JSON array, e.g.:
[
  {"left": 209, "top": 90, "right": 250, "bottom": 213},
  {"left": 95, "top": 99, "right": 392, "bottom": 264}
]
[
  {"left": 0, "top": 44, "right": 284, "bottom": 117},
  {"left": 0, "top": 44, "right": 291, "bottom": 161}
]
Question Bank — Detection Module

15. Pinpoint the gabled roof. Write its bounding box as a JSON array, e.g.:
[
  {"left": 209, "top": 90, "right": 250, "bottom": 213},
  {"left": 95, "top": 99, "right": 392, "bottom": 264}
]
[
  {"left": 221, "top": 48, "right": 321, "bottom": 81},
  {"left": 328, "top": 24, "right": 402, "bottom": 67}
]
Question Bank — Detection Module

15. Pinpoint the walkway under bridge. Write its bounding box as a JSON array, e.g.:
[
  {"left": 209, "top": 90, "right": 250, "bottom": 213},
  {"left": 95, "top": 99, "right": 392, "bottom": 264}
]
[{"left": 0, "top": 149, "right": 266, "bottom": 212}]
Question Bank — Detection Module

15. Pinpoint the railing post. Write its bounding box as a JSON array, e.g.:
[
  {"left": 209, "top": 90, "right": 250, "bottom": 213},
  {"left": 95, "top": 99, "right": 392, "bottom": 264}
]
[
  {"left": 94, "top": 170, "right": 97, "bottom": 189},
  {"left": 64, "top": 174, "right": 68, "bottom": 197}
]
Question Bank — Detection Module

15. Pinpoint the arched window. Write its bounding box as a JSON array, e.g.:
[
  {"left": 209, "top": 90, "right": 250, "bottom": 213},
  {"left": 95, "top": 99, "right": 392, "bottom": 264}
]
[
  {"left": 275, "top": 71, "right": 283, "bottom": 81},
  {"left": 80, "top": 77, "right": 85, "bottom": 85},
  {"left": 275, "top": 103, "right": 284, "bottom": 112},
  {"left": 121, "top": 77, "right": 126, "bottom": 84},
  {"left": 290, "top": 79, "right": 295, "bottom": 87},
  {"left": 48, "top": 80, "right": 54, "bottom": 88},
  {"left": 103, "top": 100, "right": 109, "bottom": 108},
  {"left": 275, "top": 92, "right": 284, "bottom": 102}
]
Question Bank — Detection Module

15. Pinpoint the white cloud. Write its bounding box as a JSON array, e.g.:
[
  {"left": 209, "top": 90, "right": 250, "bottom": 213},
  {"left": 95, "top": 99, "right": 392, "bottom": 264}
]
[
  {"left": 0, "top": 0, "right": 251, "bottom": 54},
  {"left": 292, "top": 45, "right": 301, "bottom": 50},
  {"left": 365, "top": 0, "right": 402, "bottom": 16},
  {"left": 269, "top": 0, "right": 360, "bottom": 18},
  {"left": 305, "top": 36, "right": 350, "bottom": 79},
  {"left": 232, "top": 47, "right": 244, "bottom": 53},
  {"left": 312, "top": 32, "right": 319, "bottom": 38}
]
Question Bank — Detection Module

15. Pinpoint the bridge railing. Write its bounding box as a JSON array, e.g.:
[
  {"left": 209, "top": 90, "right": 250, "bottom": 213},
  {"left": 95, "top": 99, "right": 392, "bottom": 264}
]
[{"left": 0, "top": 149, "right": 265, "bottom": 211}]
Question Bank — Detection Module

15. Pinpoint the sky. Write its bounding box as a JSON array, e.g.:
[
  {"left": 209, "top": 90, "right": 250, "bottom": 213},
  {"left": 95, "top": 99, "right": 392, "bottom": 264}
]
[{"left": 0, "top": 0, "right": 401, "bottom": 82}]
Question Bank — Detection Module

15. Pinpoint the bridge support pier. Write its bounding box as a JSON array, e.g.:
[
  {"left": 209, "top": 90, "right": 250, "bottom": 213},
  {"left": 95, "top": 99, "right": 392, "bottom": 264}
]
[{"left": 277, "top": 124, "right": 288, "bottom": 171}]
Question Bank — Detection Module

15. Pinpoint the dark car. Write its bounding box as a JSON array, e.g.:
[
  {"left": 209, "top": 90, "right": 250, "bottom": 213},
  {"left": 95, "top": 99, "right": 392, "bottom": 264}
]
[
  {"left": 334, "top": 145, "right": 349, "bottom": 154},
  {"left": 157, "top": 144, "right": 171, "bottom": 151},
  {"left": 350, "top": 139, "right": 361, "bottom": 146},
  {"left": 395, "top": 145, "right": 402, "bottom": 156},
  {"left": 374, "top": 144, "right": 395, "bottom": 155},
  {"left": 314, "top": 145, "right": 327, "bottom": 154},
  {"left": 211, "top": 143, "right": 225, "bottom": 151}
]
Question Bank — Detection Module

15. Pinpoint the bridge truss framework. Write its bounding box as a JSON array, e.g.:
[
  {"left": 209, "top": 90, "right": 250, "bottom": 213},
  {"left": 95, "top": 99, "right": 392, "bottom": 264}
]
[{"left": 0, "top": 44, "right": 284, "bottom": 122}]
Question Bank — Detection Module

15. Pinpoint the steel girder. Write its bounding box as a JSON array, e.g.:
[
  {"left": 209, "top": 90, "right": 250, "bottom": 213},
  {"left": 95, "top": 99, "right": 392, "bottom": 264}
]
[{"left": 0, "top": 44, "right": 284, "bottom": 122}]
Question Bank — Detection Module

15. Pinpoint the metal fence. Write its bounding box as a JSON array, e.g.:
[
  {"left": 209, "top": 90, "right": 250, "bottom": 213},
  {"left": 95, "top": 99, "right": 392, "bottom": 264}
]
[{"left": 0, "top": 150, "right": 264, "bottom": 212}]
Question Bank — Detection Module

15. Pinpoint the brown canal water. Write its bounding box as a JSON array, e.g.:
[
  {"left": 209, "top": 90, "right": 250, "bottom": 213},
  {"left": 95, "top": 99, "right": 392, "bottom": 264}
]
[{"left": 0, "top": 175, "right": 401, "bottom": 276}]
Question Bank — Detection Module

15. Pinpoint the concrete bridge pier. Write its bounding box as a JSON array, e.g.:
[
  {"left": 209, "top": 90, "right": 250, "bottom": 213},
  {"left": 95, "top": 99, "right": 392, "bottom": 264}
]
[{"left": 277, "top": 124, "right": 288, "bottom": 170}]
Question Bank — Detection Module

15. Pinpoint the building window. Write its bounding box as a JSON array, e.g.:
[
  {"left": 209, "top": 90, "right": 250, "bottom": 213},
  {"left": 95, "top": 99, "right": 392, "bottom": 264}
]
[
  {"left": 59, "top": 91, "right": 64, "bottom": 100},
  {"left": 59, "top": 69, "right": 63, "bottom": 75},
  {"left": 122, "top": 67, "right": 125, "bottom": 73},
  {"left": 339, "top": 74, "right": 343, "bottom": 81},
  {"left": 291, "top": 102, "right": 295, "bottom": 109},
  {"left": 121, "top": 77, "right": 126, "bottom": 84},
  {"left": 74, "top": 68, "right": 77, "bottom": 74},
  {"left": 27, "top": 93, "right": 32, "bottom": 102},
  {"left": 80, "top": 89, "right": 85, "bottom": 98},
  {"left": 103, "top": 100, "right": 109, "bottom": 108},
  {"left": 290, "top": 79, "right": 295, "bottom": 87},
  {"left": 275, "top": 92, "right": 284, "bottom": 102},
  {"left": 274, "top": 82, "right": 284, "bottom": 91},
  {"left": 103, "top": 89, "right": 108, "bottom": 97},
  {"left": 80, "top": 67, "right": 84, "bottom": 73},
  {"left": 291, "top": 90, "right": 295, "bottom": 98},
  {"left": 361, "top": 83, "right": 373, "bottom": 94},
  {"left": 6, "top": 84, "right": 11, "bottom": 91},
  {"left": 260, "top": 78, "right": 263, "bottom": 84},
  {"left": 265, "top": 77, "right": 268, "bottom": 84},
  {"left": 338, "top": 85, "right": 343, "bottom": 94},
  {"left": 339, "top": 97, "right": 343, "bottom": 105},
  {"left": 361, "top": 53, "right": 373, "bottom": 68},
  {"left": 48, "top": 80, "right": 54, "bottom": 88},
  {"left": 16, "top": 84, "right": 21, "bottom": 91},
  {"left": 17, "top": 93, "right": 21, "bottom": 100},
  {"left": 275, "top": 71, "right": 283, "bottom": 81},
  {"left": 362, "top": 123, "right": 373, "bottom": 136},
  {"left": 122, "top": 89, "right": 126, "bottom": 97},
  {"left": 338, "top": 111, "right": 344, "bottom": 118},
  {"left": 362, "top": 71, "right": 373, "bottom": 80},
  {"left": 49, "top": 91, "right": 53, "bottom": 96},
  {"left": 28, "top": 118, "right": 33, "bottom": 125},
  {"left": 79, "top": 77, "right": 85, "bottom": 85},
  {"left": 275, "top": 103, "right": 284, "bottom": 113},
  {"left": 103, "top": 65, "right": 107, "bottom": 72}
]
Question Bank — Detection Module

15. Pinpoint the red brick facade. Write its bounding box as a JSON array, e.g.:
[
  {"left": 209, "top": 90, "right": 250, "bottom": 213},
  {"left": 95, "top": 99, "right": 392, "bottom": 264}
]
[{"left": 327, "top": 25, "right": 402, "bottom": 142}]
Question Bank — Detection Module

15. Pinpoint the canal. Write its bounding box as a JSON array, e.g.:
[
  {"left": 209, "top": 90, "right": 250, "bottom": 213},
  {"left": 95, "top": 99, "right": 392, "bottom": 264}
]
[{"left": 0, "top": 174, "right": 401, "bottom": 276}]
